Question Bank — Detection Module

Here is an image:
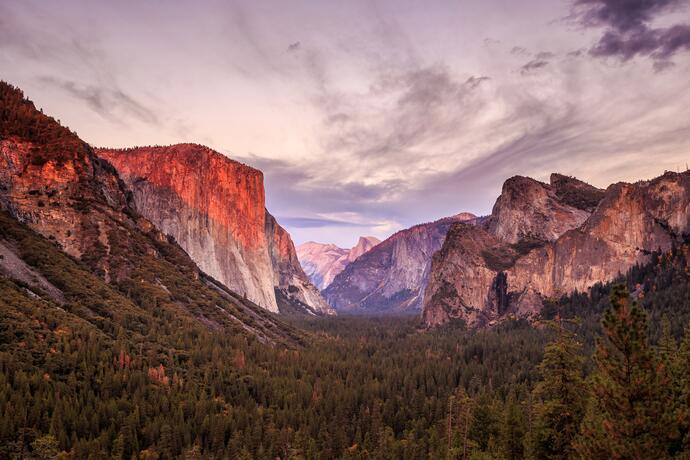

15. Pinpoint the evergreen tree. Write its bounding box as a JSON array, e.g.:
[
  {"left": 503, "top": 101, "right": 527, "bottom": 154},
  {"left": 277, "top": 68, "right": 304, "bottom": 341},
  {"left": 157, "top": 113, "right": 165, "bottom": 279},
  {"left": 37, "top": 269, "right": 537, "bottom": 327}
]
[
  {"left": 31, "top": 434, "right": 59, "bottom": 460},
  {"left": 500, "top": 394, "right": 526, "bottom": 460},
  {"left": 574, "top": 286, "right": 673, "bottom": 459},
  {"left": 532, "top": 318, "right": 585, "bottom": 460},
  {"left": 675, "top": 322, "right": 690, "bottom": 453}
]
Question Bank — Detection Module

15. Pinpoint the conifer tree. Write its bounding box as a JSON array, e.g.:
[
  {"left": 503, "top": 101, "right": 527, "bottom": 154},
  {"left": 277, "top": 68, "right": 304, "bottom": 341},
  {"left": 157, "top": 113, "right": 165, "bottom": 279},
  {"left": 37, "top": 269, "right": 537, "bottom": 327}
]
[
  {"left": 532, "top": 317, "right": 585, "bottom": 460},
  {"left": 574, "top": 286, "right": 673, "bottom": 459},
  {"left": 500, "top": 394, "right": 525, "bottom": 460},
  {"left": 675, "top": 322, "right": 690, "bottom": 453}
]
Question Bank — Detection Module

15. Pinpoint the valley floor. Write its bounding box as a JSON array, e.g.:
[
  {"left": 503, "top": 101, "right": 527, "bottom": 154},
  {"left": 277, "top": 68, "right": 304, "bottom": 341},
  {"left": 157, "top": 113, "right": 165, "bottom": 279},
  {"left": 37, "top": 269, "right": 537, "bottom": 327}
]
[{"left": 1, "top": 237, "right": 689, "bottom": 459}]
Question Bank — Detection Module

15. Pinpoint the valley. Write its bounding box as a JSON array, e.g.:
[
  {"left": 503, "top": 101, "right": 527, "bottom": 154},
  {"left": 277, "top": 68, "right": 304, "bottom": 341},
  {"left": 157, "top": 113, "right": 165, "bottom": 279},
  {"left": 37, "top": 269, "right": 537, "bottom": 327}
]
[{"left": 1, "top": 73, "right": 689, "bottom": 460}]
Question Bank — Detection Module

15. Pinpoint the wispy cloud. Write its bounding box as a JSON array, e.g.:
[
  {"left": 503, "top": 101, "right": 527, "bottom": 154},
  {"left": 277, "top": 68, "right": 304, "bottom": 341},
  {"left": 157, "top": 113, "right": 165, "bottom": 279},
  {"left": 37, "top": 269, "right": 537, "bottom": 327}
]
[
  {"left": 39, "top": 76, "right": 159, "bottom": 125},
  {"left": 278, "top": 216, "right": 382, "bottom": 228},
  {"left": 2, "top": 0, "right": 690, "bottom": 247},
  {"left": 520, "top": 58, "right": 550, "bottom": 74}
]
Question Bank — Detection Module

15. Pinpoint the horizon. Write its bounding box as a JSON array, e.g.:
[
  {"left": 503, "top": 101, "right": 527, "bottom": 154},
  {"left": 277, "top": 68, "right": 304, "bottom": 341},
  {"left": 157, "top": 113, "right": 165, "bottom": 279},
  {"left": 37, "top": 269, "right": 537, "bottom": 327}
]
[{"left": 2, "top": 0, "right": 690, "bottom": 247}]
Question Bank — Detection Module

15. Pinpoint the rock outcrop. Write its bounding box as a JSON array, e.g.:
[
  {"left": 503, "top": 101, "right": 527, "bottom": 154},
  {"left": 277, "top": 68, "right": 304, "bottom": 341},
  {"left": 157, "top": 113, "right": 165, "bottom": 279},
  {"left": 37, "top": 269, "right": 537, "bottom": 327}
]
[
  {"left": 97, "top": 145, "right": 332, "bottom": 315},
  {"left": 0, "top": 81, "right": 301, "bottom": 342},
  {"left": 265, "top": 212, "right": 335, "bottom": 315},
  {"left": 487, "top": 175, "right": 601, "bottom": 244},
  {"left": 296, "top": 236, "right": 380, "bottom": 290},
  {"left": 423, "top": 172, "right": 690, "bottom": 327},
  {"left": 324, "top": 213, "right": 476, "bottom": 313}
]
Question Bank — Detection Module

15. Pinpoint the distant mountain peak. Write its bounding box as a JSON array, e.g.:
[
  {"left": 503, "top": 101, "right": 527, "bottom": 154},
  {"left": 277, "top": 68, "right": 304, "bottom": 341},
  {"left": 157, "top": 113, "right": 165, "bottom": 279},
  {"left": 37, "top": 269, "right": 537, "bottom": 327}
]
[
  {"left": 297, "top": 236, "right": 381, "bottom": 290},
  {"left": 323, "top": 212, "right": 477, "bottom": 314}
]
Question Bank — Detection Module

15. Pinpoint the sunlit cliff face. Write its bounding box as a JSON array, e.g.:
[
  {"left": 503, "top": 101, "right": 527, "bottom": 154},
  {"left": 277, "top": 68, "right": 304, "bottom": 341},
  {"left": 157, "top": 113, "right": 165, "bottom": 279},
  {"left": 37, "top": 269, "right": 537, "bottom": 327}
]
[
  {"left": 97, "top": 144, "right": 333, "bottom": 314},
  {"left": 3, "top": 0, "right": 690, "bottom": 247}
]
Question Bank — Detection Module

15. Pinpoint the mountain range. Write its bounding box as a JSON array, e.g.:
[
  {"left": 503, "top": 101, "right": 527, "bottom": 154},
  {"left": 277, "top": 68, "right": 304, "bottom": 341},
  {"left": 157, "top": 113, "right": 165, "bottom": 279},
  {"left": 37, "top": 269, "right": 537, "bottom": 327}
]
[
  {"left": 0, "top": 80, "right": 328, "bottom": 351},
  {"left": 0, "top": 82, "right": 306, "bottom": 346},
  {"left": 1, "top": 79, "right": 689, "bottom": 330},
  {"left": 296, "top": 236, "right": 380, "bottom": 290},
  {"left": 422, "top": 172, "right": 690, "bottom": 327},
  {"left": 323, "top": 213, "right": 478, "bottom": 313}
]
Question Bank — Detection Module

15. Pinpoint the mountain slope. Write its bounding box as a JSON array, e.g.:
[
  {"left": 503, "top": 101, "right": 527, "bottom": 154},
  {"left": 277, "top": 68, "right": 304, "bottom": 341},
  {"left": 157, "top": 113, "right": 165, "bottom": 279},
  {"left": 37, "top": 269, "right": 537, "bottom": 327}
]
[
  {"left": 423, "top": 171, "right": 690, "bottom": 327},
  {"left": 0, "top": 80, "right": 302, "bottom": 343},
  {"left": 96, "top": 145, "right": 332, "bottom": 315},
  {"left": 324, "top": 213, "right": 476, "bottom": 313},
  {"left": 296, "top": 236, "right": 380, "bottom": 289}
]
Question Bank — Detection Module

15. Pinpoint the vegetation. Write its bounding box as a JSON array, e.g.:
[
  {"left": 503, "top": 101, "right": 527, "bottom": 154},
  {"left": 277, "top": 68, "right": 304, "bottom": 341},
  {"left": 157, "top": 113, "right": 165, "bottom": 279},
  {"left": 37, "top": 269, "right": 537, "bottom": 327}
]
[
  {"left": 1, "top": 208, "right": 689, "bottom": 458},
  {"left": 549, "top": 174, "right": 605, "bottom": 213},
  {"left": 3, "top": 79, "right": 689, "bottom": 458},
  {"left": 0, "top": 81, "right": 89, "bottom": 164}
]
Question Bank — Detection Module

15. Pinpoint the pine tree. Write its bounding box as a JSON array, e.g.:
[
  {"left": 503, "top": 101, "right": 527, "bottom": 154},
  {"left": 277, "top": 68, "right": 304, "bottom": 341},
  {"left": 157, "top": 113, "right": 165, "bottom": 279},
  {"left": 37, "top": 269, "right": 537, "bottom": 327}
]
[
  {"left": 532, "top": 318, "right": 585, "bottom": 460},
  {"left": 500, "top": 394, "right": 525, "bottom": 460},
  {"left": 160, "top": 424, "right": 174, "bottom": 460},
  {"left": 574, "top": 285, "right": 673, "bottom": 459},
  {"left": 675, "top": 322, "right": 690, "bottom": 454}
]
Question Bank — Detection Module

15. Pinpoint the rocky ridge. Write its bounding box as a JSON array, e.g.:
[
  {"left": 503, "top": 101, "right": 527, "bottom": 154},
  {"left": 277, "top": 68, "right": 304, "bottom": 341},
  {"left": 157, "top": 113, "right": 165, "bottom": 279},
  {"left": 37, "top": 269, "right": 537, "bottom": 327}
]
[
  {"left": 422, "top": 172, "right": 690, "bottom": 327},
  {"left": 0, "top": 81, "right": 301, "bottom": 342},
  {"left": 296, "top": 236, "right": 380, "bottom": 290},
  {"left": 324, "top": 213, "right": 477, "bottom": 313}
]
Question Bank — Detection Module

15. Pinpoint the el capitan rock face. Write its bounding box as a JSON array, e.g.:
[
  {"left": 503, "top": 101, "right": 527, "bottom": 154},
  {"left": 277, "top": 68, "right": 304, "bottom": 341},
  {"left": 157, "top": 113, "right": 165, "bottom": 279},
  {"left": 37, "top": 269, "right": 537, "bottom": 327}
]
[
  {"left": 324, "top": 213, "right": 476, "bottom": 313},
  {"left": 0, "top": 81, "right": 300, "bottom": 343},
  {"left": 423, "top": 172, "right": 690, "bottom": 327},
  {"left": 296, "top": 236, "right": 380, "bottom": 290},
  {"left": 97, "top": 144, "right": 332, "bottom": 315}
]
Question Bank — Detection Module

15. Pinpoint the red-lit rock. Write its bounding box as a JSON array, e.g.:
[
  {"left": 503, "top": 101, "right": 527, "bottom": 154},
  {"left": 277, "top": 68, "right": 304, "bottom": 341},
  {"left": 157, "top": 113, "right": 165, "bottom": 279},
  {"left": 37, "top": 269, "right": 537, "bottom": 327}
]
[{"left": 97, "top": 145, "right": 331, "bottom": 314}]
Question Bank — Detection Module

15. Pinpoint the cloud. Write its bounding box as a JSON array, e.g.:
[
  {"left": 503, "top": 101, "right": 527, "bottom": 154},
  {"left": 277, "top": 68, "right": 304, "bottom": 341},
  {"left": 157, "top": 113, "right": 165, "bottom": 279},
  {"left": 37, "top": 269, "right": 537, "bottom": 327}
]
[
  {"left": 520, "top": 58, "right": 550, "bottom": 74},
  {"left": 465, "top": 75, "right": 490, "bottom": 88},
  {"left": 535, "top": 51, "right": 555, "bottom": 59},
  {"left": 572, "top": 0, "right": 690, "bottom": 65},
  {"left": 38, "top": 76, "right": 159, "bottom": 125},
  {"left": 511, "top": 46, "right": 530, "bottom": 56},
  {"left": 277, "top": 216, "right": 382, "bottom": 228}
]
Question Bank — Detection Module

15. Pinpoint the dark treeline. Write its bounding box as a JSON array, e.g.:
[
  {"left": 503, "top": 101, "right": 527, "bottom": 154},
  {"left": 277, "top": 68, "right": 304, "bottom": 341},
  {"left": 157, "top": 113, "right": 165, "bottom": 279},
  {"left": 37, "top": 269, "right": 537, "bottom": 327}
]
[{"left": 1, "top": 228, "right": 689, "bottom": 458}]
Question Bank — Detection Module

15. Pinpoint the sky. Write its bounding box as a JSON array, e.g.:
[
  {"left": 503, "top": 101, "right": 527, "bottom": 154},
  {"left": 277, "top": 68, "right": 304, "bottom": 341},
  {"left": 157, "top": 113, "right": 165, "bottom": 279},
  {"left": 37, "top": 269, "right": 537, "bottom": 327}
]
[{"left": 2, "top": 0, "right": 690, "bottom": 247}]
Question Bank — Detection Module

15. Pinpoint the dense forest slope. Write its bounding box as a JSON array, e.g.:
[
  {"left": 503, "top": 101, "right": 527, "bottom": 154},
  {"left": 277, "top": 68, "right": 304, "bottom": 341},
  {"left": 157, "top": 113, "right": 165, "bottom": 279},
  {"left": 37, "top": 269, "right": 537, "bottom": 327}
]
[
  {"left": 1, "top": 212, "right": 688, "bottom": 458},
  {"left": 423, "top": 171, "right": 690, "bottom": 327},
  {"left": 97, "top": 146, "right": 331, "bottom": 315}
]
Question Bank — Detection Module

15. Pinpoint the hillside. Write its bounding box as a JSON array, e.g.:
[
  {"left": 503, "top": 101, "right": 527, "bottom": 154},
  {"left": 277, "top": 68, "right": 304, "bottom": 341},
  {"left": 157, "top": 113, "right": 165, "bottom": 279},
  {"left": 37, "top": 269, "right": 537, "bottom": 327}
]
[{"left": 0, "top": 81, "right": 301, "bottom": 344}]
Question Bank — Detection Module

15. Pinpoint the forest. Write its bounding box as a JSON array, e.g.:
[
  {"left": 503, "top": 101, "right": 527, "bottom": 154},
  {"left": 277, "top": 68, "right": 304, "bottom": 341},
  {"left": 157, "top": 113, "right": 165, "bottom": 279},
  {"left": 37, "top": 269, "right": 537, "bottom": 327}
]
[{"left": 0, "top": 209, "right": 689, "bottom": 459}]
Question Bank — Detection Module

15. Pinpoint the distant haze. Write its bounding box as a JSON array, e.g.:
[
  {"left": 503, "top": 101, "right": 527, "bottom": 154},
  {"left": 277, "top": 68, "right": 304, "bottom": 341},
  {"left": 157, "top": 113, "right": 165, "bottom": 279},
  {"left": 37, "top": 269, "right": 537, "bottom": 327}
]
[{"left": 2, "top": 0, "right": 690, "bottom": 247}]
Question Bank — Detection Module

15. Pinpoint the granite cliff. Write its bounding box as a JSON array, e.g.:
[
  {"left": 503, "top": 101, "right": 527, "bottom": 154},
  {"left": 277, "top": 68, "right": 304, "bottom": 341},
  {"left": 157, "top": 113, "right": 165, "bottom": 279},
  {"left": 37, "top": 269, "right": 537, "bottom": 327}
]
[
  {"left": 96, "top": 145, "right": 332, "bottom": 315},
  {"left": 423, "top": 172, "right": 690, "bottom": 327},
  {"left": 296, "top": 236, "right": 380, "bottom": 290},
  {"left": 0, "top": 81, "right": 301, "bottom": 342},
  {"left": 324, "top": 213, "right": 476, "bottom": 313}
]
